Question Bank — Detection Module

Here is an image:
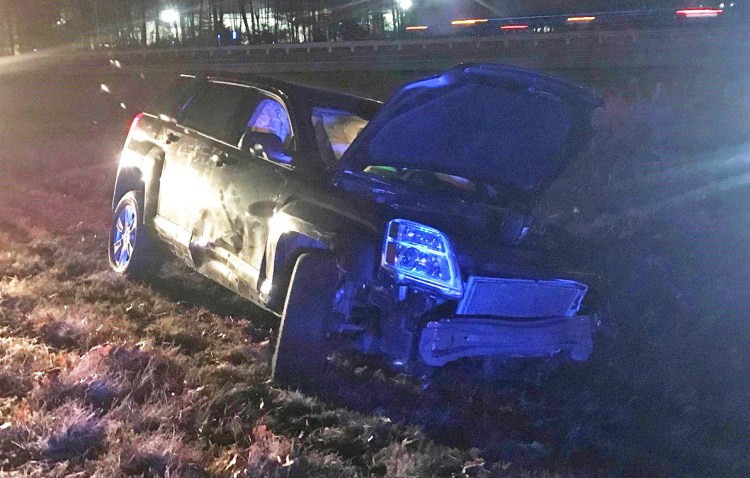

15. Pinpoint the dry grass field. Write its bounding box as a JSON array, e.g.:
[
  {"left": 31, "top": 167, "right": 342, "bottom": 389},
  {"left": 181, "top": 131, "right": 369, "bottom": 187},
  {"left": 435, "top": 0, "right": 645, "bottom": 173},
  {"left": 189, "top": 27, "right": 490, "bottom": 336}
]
[{"left": 0, "top": 61, "right": 749, "bottom": 477}]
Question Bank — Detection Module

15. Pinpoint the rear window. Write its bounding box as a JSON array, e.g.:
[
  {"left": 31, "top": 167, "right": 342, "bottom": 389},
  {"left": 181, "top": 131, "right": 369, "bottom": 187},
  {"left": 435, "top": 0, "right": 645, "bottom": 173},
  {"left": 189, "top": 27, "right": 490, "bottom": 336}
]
[{"left": 180, "top": 82, "right": 257, "bottom": 144}]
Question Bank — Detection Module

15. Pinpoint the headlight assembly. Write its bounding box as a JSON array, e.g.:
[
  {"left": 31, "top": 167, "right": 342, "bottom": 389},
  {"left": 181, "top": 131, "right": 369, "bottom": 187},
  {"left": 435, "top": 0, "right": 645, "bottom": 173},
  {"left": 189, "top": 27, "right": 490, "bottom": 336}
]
[{"left": 381, "top": 219, "right": 463, "bottom": 298}]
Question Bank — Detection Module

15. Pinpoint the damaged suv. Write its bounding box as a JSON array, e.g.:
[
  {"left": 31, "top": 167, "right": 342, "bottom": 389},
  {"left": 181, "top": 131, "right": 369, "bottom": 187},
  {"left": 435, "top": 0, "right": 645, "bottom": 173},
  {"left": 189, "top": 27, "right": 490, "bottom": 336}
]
[{"left": 109, "top": 64, "right": 604, "bottom": 382}]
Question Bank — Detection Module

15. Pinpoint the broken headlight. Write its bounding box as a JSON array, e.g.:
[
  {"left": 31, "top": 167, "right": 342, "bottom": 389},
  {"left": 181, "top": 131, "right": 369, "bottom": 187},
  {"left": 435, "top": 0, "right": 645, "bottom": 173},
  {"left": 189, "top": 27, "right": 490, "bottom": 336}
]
[{"left": 382, "top": 219, "right": 463, "bottom": 298}]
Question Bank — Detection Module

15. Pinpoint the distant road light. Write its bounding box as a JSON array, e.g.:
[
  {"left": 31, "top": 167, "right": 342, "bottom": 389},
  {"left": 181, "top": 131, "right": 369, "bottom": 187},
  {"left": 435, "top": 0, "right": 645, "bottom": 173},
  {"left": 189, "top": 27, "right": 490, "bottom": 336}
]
[
  {"left": 159, "top": 9, "right": 180, "bottom": 24},
  {"left": 451, "top": 18, "right": 489, "bottom": 26},
  {"left": 406, "top": 25, "right": 429, "bottom": 31},
  {"left": 676, "top": 8, "right": 723, "bottom": 18},
  {"left": 501, "top": 24, "right": 529, "bottom": 30},
  {"left": 567, "top": 16, "right": 596, "bottom": 23},
  {"left": 398, "top": 0, "right": 412, "bottom": 10}
]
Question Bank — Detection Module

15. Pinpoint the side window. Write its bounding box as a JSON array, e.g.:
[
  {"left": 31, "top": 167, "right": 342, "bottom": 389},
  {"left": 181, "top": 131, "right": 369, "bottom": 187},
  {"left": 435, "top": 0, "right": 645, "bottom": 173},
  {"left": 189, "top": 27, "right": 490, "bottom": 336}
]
[
  {"left": 245, "top": 98, "right": 292, "bottom": 147},
  {"left": 150, "top": 76, "right": 197, "bottom": 119},
  {"left": 180, "top": 83, "right": 256, "bottom": 144},
  {"left": 241, "top": 96, "right": 294, "bottom": 164}
]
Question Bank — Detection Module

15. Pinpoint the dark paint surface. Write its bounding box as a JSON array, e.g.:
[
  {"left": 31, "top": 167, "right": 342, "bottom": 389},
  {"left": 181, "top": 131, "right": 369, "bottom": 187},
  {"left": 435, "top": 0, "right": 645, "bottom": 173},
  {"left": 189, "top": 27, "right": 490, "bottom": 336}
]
[{"left": 118, "top": 66, "right": 602, "bottom": 316}]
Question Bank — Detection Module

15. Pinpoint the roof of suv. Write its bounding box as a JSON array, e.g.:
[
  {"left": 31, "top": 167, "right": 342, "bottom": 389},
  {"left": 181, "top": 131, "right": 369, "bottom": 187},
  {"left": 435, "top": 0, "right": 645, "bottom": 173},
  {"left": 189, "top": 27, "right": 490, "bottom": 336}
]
[{"left": 192, "top": 70, "right": 383, "bottom": 111}]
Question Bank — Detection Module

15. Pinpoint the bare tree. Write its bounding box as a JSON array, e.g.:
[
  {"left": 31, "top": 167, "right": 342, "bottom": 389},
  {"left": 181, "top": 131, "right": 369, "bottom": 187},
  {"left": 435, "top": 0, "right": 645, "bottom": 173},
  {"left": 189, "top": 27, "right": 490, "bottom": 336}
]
[
  {"left": 138, "top": 0, "right": 148, "bottom": 45},
  {"left": 238, "top": 0, "right": 253, "bottom": 38},
  {"left": 154, "top": 0, "right": 161, "bottom": 44},
  {"left": 0, "top": 0, "right": 16, "bottom": 54},
  {"left": 247, "top": 0, "right": 257, "bottom": 36}
]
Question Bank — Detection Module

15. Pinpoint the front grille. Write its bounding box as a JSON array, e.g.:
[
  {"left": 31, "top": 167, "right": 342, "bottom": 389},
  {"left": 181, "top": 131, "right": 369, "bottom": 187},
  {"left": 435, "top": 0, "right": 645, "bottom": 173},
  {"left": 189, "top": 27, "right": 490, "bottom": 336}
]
[{"left": 457, "top": 277, "right": 587, "bottom": 318}]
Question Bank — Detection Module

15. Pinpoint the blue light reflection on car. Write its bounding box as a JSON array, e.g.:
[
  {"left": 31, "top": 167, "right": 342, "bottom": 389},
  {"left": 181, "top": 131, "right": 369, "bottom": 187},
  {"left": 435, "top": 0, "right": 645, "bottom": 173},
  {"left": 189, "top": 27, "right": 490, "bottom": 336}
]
[{"left": 247, "top": 99, "right": 291, "bottom": 145}]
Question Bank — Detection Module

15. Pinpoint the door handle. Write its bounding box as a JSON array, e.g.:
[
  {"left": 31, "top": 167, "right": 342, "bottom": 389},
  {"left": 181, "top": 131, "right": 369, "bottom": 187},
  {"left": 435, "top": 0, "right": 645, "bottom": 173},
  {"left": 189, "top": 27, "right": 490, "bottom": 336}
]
[
  {"left": 211, "top": 151, "right": 232, "bottom": 167},
  {"left": 165, "top": 132, "right": 181, "bottom": 144}
]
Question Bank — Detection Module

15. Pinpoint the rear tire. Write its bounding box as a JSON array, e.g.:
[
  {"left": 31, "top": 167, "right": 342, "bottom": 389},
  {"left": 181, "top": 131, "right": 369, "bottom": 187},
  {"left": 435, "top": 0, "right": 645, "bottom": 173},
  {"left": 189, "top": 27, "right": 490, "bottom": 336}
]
[
  {"left": 271, "top": 252, "right": 339, "bottom": 387},
  {"left": 108, "top": 191, "right": 161, "bottom": 280}
]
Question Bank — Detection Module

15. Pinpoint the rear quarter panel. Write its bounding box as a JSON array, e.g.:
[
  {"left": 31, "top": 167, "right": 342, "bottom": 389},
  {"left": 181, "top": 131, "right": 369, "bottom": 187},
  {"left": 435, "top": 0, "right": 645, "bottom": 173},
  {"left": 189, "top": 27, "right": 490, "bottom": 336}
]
[{"left": 113, "top": 114, "right": 165, "bottom": 219}]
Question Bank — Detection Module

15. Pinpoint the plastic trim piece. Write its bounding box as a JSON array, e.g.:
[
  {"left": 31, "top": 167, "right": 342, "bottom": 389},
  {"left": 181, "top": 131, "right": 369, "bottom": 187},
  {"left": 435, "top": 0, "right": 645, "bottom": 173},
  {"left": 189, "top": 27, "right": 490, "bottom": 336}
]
[{"left": 419, "top": 316, "right": 593, "bottom": 366}]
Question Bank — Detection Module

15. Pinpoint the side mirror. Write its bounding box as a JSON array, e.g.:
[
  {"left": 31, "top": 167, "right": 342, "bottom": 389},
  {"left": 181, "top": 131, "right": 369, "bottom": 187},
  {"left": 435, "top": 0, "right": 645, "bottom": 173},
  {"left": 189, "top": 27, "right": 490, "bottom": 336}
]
[
  {"left": 240, "top": 131, "right": 283, "bottom": 154},
  {"left": 248, "top": 141, "right": 267, "bottom": 160},
  {"left": 239, "top": 130, "right": 293, "bottom": 164}
]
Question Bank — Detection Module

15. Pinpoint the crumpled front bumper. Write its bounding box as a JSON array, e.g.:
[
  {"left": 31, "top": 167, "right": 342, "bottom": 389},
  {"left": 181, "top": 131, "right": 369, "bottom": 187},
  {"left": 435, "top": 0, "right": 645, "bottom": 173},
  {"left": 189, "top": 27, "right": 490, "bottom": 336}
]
[{"left": 419, "top": 316, "right": 593, "bottom": 367}]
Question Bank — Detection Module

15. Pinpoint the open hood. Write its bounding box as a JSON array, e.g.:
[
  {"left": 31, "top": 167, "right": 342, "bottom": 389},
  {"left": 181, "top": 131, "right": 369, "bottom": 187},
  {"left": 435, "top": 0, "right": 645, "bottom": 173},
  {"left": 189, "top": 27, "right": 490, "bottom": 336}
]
[{"left": 339, "top": 64, "right": 603, "bottom": 200}]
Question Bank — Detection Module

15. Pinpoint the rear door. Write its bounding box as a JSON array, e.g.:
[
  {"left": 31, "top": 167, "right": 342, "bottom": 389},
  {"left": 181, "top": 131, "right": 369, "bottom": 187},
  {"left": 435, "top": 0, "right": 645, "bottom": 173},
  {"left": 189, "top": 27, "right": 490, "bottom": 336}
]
[{"left": 192, "top": 83, "right": 293, "bottom": 298}]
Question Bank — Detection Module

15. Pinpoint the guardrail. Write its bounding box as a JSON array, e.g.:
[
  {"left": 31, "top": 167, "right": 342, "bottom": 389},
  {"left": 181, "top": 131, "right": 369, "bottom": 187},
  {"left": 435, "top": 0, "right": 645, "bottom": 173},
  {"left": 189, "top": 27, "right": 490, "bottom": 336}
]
[
  {"left": 102, "top": 26, "right": 745, "bottom": 59},
  {"left": 30, "top": 25, "right": 742, "bottom": 74}
]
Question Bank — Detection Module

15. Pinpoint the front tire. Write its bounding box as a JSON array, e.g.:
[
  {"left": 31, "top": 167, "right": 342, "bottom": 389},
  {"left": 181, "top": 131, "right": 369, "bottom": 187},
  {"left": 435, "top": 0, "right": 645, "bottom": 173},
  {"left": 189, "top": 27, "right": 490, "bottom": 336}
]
[
  {"left": 271, "top": 252, "right": 339, "bottom": 387},
  {"left": 108, "top": 191, "right": 159, "bottom": 280}
]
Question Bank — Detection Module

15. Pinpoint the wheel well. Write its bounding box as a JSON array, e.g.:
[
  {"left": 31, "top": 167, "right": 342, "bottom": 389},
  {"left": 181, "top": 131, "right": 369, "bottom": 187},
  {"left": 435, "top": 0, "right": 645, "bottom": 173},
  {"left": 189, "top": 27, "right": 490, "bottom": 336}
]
[
  {"left": 112, "top": 168, "right": 144, "bottom": 210},
  {"left": 112, "top": 146, "right": 164, "bottom": 218},
  {"left": 268, "top": 232, "right": 331, "bottom": 310}
]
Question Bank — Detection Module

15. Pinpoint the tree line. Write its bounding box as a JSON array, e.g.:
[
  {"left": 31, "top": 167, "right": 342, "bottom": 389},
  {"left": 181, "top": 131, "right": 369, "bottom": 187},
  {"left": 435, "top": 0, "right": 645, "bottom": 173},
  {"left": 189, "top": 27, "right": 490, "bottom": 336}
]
[{"left": 0, "top": 0, "right": 411, "bottom": 54}]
